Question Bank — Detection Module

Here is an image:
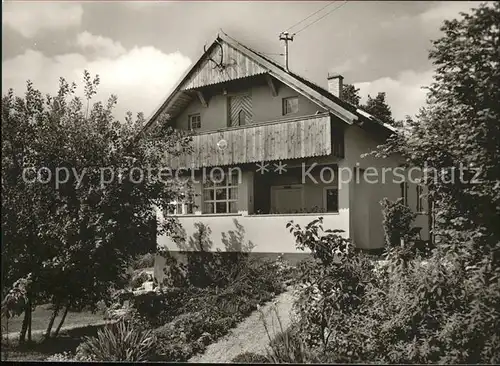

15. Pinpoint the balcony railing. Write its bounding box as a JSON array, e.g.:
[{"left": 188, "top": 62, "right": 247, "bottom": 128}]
[{"left": 166, "top": 113, "right": 336, "bottom": 169}]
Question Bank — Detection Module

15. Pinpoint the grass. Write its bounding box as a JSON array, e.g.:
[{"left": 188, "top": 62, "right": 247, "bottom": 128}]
[
  {"left": 1, "top": 324, "right": 106, "bottom": 361},
  {"left": 1, "top": 303, "right": 106, "bottom": 337}
]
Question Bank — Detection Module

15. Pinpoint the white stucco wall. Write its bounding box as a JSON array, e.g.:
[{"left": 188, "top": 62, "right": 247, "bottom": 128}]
[
  {"left": 156, "top": 122, "right": 430, "bottom": 253},
  {"left": 157, "top": 163, "right": 351, "bottom": 254},
  {"left": 343, "top": 124, "right": 429, "bottom": 249}
]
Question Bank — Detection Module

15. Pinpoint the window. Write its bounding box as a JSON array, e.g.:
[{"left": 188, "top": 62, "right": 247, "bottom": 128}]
[
  {"left": 282, "top": 96, "right": 299, "bottom": 115},
  {"left": 167, "top": 201, "right": 194, "bottom": 215},
  {"left": 188, "top": 114, "right": 201, "bottom": 130},
  {"left": 238, "top": 109, "right": 246, "bottom": 126},
  {"left": 324, "top": 186, "right": 339, "bottom": 213},
  {"left": 202, "top": 171, "right": 239, "bottom": 214},
  {"left": 416, "top": 185, "right": 424, "bottom": 212},
  {"left": 400, "top": 181, "right": 408, "bottom": 206}
]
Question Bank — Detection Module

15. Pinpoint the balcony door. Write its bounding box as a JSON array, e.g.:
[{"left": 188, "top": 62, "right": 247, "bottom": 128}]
[
  {"left": 271, "top": 185, "right": 304, "bottom": 214},
  {"left": 228, "top": 94, "right": 252, "bottom": 127}
]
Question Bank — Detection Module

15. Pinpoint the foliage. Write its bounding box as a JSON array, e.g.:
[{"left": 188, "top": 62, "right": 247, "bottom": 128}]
[
  {"left": 172, "top": 219, "right": 256, "bottom": 289},
  {"left": 260, "top": 306, "right": 320, "bottom": 364},
  {"left": 1, "top": 71, "right": 192, "bottom": 340},
  {"left": 46, "top": 351, "right": 94, "bottom": 362},
  {"left": 76, "top": 320, "right": 156, "bottom": 362},
  {"left": 361, "top": 91, "right": 395, "bottom": 126},
  {"left": 131, "top": 253, "right": 155, "bottom": 270},
  {"left": 159, "top": 251, "right": 188, "bottom": 288},
  {"left": 342, "top": 83, "right": 361, "bottom": 106},
  {"left": 150, "top": 256, "right": 287, "bottom": 362},
  {"left": 369, "top": 2, "right": 500, "bottom": 253},
  {"left": 380, "top": 197, "right": 418, "bottom": 248},
  {"left": 1, "top": 274, "right": 32, "bottom": 319},
  {"left": 361, "top": 5, "right": 500, "bottom": 361},
  {"left": 232, "top": 352, "right": 269, "bottom": 363},
  {"left": 287, "top": 217, "right": 352, "bottom": 266},
  {"left": 129, "top": 271, "right": 152, "bottom": 290},
  {"left": 287, "top": 218, "right": 374, "bottom": 353},
  {"left": 287, "top": 216, "right": 500, "bottom": 363},
  {"left": 286, "top": 5, "right": 500, "bottom": 359},
  {"left": 131, "top": 287, "right": 197, "bottom": 327}
]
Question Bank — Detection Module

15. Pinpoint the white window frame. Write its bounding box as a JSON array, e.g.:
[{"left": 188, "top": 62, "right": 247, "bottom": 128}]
[
  {"left": 168, "top": 201, "right": 194, "bottom": 216},
  {"left": 282, "top": 96, "right": 299, "bottom": 116},
  {"left": 323, "top": 185, "right": 339, "bottom": 213},
  {"left": 188, "top": 113, "right": 201, "bottom": 130},
  {"left": 202, "top": 171, "right": 239, "bottom": 214}
]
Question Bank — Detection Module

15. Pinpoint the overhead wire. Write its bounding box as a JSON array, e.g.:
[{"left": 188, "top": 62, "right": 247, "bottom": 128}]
[
  {"left": 284, "top": 1, "right": 339, "bottom": 33},
  {"left": 292, "top": 1, "right": 349, "bottom": 36}
]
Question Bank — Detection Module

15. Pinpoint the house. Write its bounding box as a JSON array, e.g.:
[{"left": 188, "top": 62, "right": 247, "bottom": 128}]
[{"left": 145, "top": 32, "right": 430, "bottom": 271}]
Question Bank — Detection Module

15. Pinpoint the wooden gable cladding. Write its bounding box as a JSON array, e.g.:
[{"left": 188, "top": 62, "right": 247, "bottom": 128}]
[
  {"left": 166, "top": 113, "right": 335, "bottom": 169},
  {"left": 181, "top": 41, "right": 267, "bottom": 90}
]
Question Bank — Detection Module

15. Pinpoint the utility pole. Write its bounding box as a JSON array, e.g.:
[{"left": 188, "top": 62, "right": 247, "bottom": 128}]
[{"left": 279, "top": 31, "right": 294, "bottom": 72}]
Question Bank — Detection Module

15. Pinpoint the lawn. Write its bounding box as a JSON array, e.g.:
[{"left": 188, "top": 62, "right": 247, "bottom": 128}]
[
  {"left": 1, "top": 324, "right": 106, "bottom": 361},
  {"left": 1, "top": 303, "right": 106, "bottom": 340}
]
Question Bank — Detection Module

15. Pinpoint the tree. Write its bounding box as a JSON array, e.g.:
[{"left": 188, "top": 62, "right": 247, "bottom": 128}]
[
  {"left": 362, "top": 92, "right": 395, "bottom": 126},
  {"left": 342, "top": 83, "right": 361, "bottom": 106},
  {"left": 368, "top": 2, "right": 500, "bottom": 361},
  {"left": 1, "top": 71, "right": 192, "bottom": 341}
]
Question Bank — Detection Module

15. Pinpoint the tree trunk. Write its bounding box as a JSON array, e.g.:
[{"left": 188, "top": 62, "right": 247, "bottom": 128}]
[
  {"left": 19, "top": 299, "right": 30, "bottom": 344},
  {"left": 43, "top": 303, "right": 60, "bottom": 341},
  {"left": 52, "top": 303, "right": 70, "bottom": 338},
  {"left": 27, "top": 297, "right": 32, "bottom": 343}
]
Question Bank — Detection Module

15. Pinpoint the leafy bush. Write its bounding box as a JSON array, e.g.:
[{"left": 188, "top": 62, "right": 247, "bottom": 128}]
[
  {"left": 380, "top": 197, "right": 418, "bottom": 248},
  {"left": 131, "top": 287, "right": 196, "bottom": 327},
  {"left": 129, "top": 271, "right": 152, "bottom": 290},
  {"left": 159, "top": 251, "right": 188, "bottom": 288},
  {"left": 232, "top": 352, "right": 269, "bottom": 363},
  {"left": 46, "top": 351, "right": 94, "bottom": 362},
  {"left": 259, "top": 305, "right": 321, "bottom": 364},
  {"left": 150, "top": 255, "right": 288, "bottom": 362},
  {"left": 131, "top": 253, "right": 156, "bottom": 270},
  {"left": 76, "top": 320, "right": 156, "bottom": 361},
  {"left": 287, "top": 218, "right": 374, "bottom": 351},
  {"left": 286, "top": 215, "right": 500, "bottom": 364}
]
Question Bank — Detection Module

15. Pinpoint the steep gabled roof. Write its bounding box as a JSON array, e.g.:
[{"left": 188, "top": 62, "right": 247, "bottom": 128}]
[{"left": 143, "top": 32, "right": 396, "bottom": 135}]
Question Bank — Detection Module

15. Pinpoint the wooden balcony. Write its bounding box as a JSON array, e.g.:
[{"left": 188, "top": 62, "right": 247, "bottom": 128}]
[{"left": 166, "top": 113, "right": 338, "bottom": 169}]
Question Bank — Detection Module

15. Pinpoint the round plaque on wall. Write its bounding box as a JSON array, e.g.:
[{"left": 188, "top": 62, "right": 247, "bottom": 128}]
[{"left": 217, "top": 139, "right": 228, "bottom": 151}]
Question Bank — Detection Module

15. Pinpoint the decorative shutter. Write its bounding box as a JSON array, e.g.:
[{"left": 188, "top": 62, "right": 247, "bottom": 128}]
[{"left": 229, "top": 94, "right": 252, "bottom": 127}]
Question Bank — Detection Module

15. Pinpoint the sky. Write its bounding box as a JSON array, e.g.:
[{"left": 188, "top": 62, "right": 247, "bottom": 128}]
[{"left": 2, "top": 0, "right": 483, "bottom": 121}]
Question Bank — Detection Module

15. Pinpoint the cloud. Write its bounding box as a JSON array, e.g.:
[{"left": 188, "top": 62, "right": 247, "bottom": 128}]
[
  {"left": 2, "top": 35, "right": 192, "bottom": 120},
  {"left": 418, "top": 1, "right": 481, "bottom": 25},
  {"left": 354, "top": 70, "right": 434, "bottom": 120},
  {"left": 2, "top": 2, "right": 83, "bottom": 38},
  {"left": 379, "top": 2, "right": 481, "bottom": 32},
  {"left": 76, "top": 31, "right": 126, "bottom": 59}
]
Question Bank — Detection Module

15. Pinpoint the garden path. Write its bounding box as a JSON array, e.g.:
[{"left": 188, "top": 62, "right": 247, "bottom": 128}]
[{"left": 188, "top": 287, "right": 297, "bottom": 363}]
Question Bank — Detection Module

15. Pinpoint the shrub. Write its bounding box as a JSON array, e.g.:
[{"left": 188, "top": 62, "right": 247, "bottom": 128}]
[
  {"left": 286, "top": 217, "right": 500, "bottom": 364},
  {"left": 380, "top": 198, "right": 418, "bottom": 248},
  {"left": 131, "top": 287, "right": 196, "bottom": 327},
  {"left": 77, "top": 320, "right": 156, "bottom": 361},
  {"left": 232, "top": 352, "right": 269, "bottom": 363},
  {"left": 129, "top": 271, "right": 151, "bottom": 290},
  {"left": 46, "top": 351, "right": 94, "bottom": 362},
  {"left": 260, "top": 306, "right": 321, "bottom": 364},
  {"left": 159, "top": 251, "right": 187, "bottom": 288},
  {"left": 151, "top": 254, "right": 289, "bottom": 362},
  {"left": 131, "top": 253, "right": 155, "bottom": 270}
]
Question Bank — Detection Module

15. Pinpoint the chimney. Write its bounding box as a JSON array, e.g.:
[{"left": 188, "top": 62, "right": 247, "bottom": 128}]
[{"left": 327, "top": 73, "right": 344, "bottom": 99}]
